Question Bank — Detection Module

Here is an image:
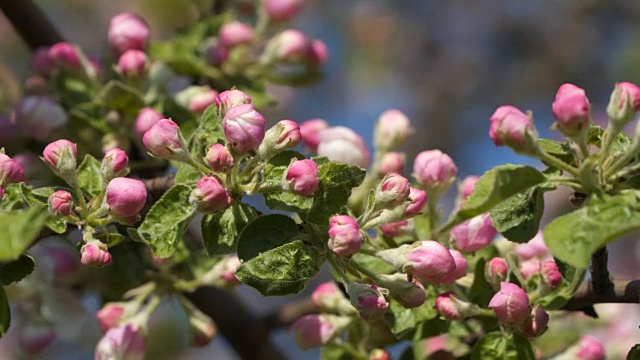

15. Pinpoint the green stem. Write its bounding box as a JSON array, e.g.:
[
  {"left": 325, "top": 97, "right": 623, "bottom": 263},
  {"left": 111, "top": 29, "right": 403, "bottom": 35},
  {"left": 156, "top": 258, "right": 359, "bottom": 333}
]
[
  {"left": 476, "top": 308, "right": 496, "bottom": 318},
  {"left": 349, "top": 260, "right": 382, "bottom": 283},
  {"left": 603, "top": 145, "right": 639, "bottom": 180},
  {"left": 188, "top": 158, "right": 212, "bottom": 175},
  {"left": 73, "top": 183, "right": 89, "bottom": 219},
  {"left": 427, "top": 200, "right": 439, "bottom": 239},
  {"left": 380, "top": 235, "right": 399, "bottom": 249},
  {"left": 545, "top": 176, "right": 584, "bottom": 190},
  {"left": 536, "top": 148, "right": 579, "bottom": 177},
  {"left": 327, "top": 254, "right": 349, "bottom": 284}
]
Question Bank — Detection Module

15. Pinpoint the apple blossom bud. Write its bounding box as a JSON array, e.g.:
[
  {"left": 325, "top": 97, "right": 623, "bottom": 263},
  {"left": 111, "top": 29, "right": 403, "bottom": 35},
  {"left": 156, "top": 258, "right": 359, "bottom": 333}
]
[
  {"left": 206, "top": 42, "right": 229, "bottom": 67},
  {"left": 0, "top": 153, "right": 25, "bottom": 183},
  {"left": 374, "top": 109, "right": 412, "bottom": 151},
  {"left": 189, "top": 176, "right": 232, "bottom": 213},
  {"left": 14, "top": 96, "right": 68, "bottom": 141},
  {"left": 307, "top": 39, "right": 328, "bottom": 65},
  {"left": 290, "top": 314, "right": 350, "bottom": 350},
  {"left": 459, "top": 175, "right": 479, "bottom": 201},
  {"left": 283, "top": 159, "right": 320, "bottom": 196},
  {"left": 515, "top": 232, "right": 550, "bottom": 260},
  {"left": 205, "top": 144, "right": 234, "bottom": 173},
  {"left": 188, "top": 310, "right": 217, "bottom": 347},
  {"left": 222, "top": 104, "right": 266, "bottom": 153},
  {"left": 218, "top": 255, "right": 242, "bottom": 288},
  {"left": 488, "top": 282, "right": 529, "bottom": 326},
  {"left": 378, "top": 241, "right": 456, "bottom": 284},
  {"left": 95, "top": 323, "right": 145, "bottom": 360},
  {"left": 404, "top": 187, "right": 427, "bottom": 217},
  {"left": 101, "top": 148, "right": 129, "bottom": 179},
  {"left": 346, "top": 283, "right": 389, "bottom": 321},
  {"left": 379, "top": 152, "right": 405, "bottom": 175},
  {"left": 379, "top": 220, "right": 411, "bottom": 237},
  {"left": 219, "top": 21, "right": 254, "bottom": 48},
  {"left": 48, "top": 190, "right": 73, "bottom": 216},
  {"left": 451, "top": 214, "right": 497, "bottom": 252},
  {"left": 48, "top": 42, "right": 82, "bottom": 71},
  {"left": 541, "top": 260, "right": 562, "bottom": 289},
  {"left": 108, "top": 13, "right": 150, "bottom": 55},
  {"left": 299, "top": 119, "right": 329, "bottom": 152},
  {"left": 489, "top": 105, "right": 538, "bottom": 154},
  {"left": 485, "top": 257, "right": 508, "bottom": 288},
  {"left": 520, "top": 259, "right": 541, "bottom": 281},
  {"left": 117, "top": 49, "right": 148, "bottom": 78},
  {"left": 96, "top": 303, "right": 129, "bottom": 332},
  {"left": 607, "top": 82, "right": 640, "bottom": 129},
  {"left": 413, "top": 150, "right": 457, "bottom": 196},
  {"left": 81, "top": 241, "right": 112, "bottom": 268},
  {"left": 328, "top": 215, "right": 363, "bottom": 256},
  {"left": 435, "top": 292, "right": 462, "bottom": 320},
  {"left": 257, "top": 120, "right": 302, "bottom": 159},
  {"left": 31, "top": 47, "right": 54, "bottom": 77},
  {"left": 42, "top": 139, "right": 77, "bottom": 180},
  {"left": 214, "top": 89, "right": 252, "bottom": 116},
  {"left": 377, "top": 273, "right": 426, "bottom": 308},
  {"left": 375, "top": 172, "right": 410, "bottom": 209},
  {"left": 142, "top": 119, "right": 188, "bottom": 160},
  {"left": 575, "top": 336, "right": 605, "bottom": 360},
  {"left": 17, "top": 322, "right": 55, "bottom": 354},
  {"left": 317, "top": 126, "right": 370, "bottom": 168},
  {"left": 522, "top": 307, "right": 549, "bottom": 338},
  {"left": 264, "top": 0, "right": 305, "bottom": 22},
  {"left": 269, "top": 29, "right": 308, "bottom": 61},
  {"left": 311, "top": 282, "right": 354, "bottom": 315},
  {"left": 369, "top": 349, "right": 390, "bottom": 360},
  {"left": 189, "top": 89, "right": 219, "bottom": 113},
  {"left": 134, "top": 108, "right": 164, "bottom": 138},
  {"left": 551, "top": 83, "right": 591, "bottom": 138},
  {"left": 106, "top": 178, "right": 147, "bottom": 218},
  {"left": 441, "top": 250, "right": 468, "bottom": 284}
]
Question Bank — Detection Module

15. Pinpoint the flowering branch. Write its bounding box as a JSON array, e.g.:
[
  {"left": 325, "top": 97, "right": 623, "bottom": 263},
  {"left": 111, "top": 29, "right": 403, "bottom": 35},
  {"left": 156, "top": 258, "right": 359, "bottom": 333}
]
[{"left": 562, "top": 279, "right": 640, "bottom": 311}]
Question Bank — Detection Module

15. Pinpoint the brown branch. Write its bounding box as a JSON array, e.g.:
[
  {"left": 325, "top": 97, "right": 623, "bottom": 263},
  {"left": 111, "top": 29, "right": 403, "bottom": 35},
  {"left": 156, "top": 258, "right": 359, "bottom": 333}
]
[
  {"left": 561, "top": 279, "right": 640, "bottom": 310},
  {"left": 0, "top": 0, "right": 63, "bottom": 50},
  {"left": 141, "top": 174, "right": 175, "bottom": 200},
  {"left": 589, "top": 247, "right": 614, "bottom": 296}
]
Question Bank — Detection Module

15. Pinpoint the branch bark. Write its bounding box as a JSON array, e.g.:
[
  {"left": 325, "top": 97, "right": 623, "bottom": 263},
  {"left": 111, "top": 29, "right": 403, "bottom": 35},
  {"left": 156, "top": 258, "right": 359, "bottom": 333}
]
[
  {"left": 0, "top": 0, "right": 63, "bottom": 50},
  {"left": 589, "top": 246, "right": 614, "bottom": 295},
  {"left": 561, "top": 279, "right": 640, "bottom": 310}
]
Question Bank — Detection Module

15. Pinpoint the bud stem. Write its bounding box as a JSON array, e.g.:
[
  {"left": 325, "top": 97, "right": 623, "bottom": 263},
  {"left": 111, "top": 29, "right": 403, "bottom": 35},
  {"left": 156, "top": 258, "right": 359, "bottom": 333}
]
[
  {"left": 349, "top": 260, "right": 382, "bottom": 284},
  {"left": 534, "top": 147, "right": 579, "bottom": 177},
  {"left": 603, "top": 137, "right": 640, "bottom": 180}
]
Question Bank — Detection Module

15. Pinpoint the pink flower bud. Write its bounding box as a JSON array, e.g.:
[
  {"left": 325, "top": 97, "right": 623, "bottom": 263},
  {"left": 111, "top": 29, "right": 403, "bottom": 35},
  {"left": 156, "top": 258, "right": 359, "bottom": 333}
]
[
  {"left": 258, "top": 120, "right": 302, "bottom": 158},
  {"left": 451, "top": 214, "right": 497, "bottom": 252},
  {"left": 541, "top": 260, "right": 562, "bottom": 289},
  {"left": 435, "top": 292, "right": 462, "bottom": 320},
  {"left": 488, "top": 282, "right": 530, "bottom": 326},
  {"left": 270, "top": 29, "right": 308, "bottom": 61},
  {"left": 413, "top": 150, "right": 457, "bottom": 194},
  {"left": 206, "top": 144, "right": 234, "bottom": 173},
  {"left": 379, "top": 220, "right": 410, "bottom": 237},
  {"left": 379, "top": 152, "right": 405, "bottom": 175},
  {"left": 317, "top": 126, "right": 370, "bottom": 168},
  {"left": 42, "top": 139, "right": 77, "bottom": 175},
  {"left": 519, "top": 259, "right": 541, "bottom": 280},
  {"left": 515, "top": 232, "right": 550, "bottom": 260},
  {"left": 17, "top": 322, "right": 55, "bottom": 354},
  {"left": 458, "top": 175, "right": 479, "bottom": 201},
  {"left": 206, "top": 42, "right": 229, "bottom": 67},
  {"left": 441, "top": 249, "right": 468, "bottom": 284},
  {"left": 189, "top": 176, "right": 232, "bottom": 213},
  {"left": 134, "top": 107, "right": 164, "bottom": 138},
  {"left": 186, "top": 308, "right": 217, "bottom": 347},
  {"left": 264, "top": 0, "right": 305, "bottom": 22},
  {"left": 551, "top": 83, "right": 591, "bottom": 137},
  {"left": 218, "top": 255, "right": 241, "bottom": 287},
  {"left": 404, "top": 187, "right": 427, "bottom": 217},
  {"left": 404, "top": 241, "right": 456, "bottom": 284},
  {"left": 576, "top": 336, "right": 605, "bottom": 360},
  {"left": 522, "top": 307, "right": 549, "bottom": 338},
  {"left": 307, "top": 39, "right": 328, "bottom": 65},
  {"left": 31, "top": 47, "right": 54, "bottom": 77},
  {"left": 290, "top": 314, "right": 348, "bottom": 350},
  {"left": 96, "top": 303, "right": 128, "bottom": 332},
  {"left": 189, "top": 89, "right": 219, "bottom": 113},
  {"left": 346, "top": 283, "right": 389, "bottom": 321},
  {"left": 102, "top": 147, "right": 129, "bottom": 178},
  {"left": 0, "top": 153, "right": 25, "bottom": 183},
  {"left": 142, "top": 119, "right": 186, "bottom": 159},
  {"left": 377, "top": 274, "right": 426, "bottom": 308},
  {"left": 95, "top": 323, "right": 145, "bottom": 360},
  {"left": 485, "top": 257, "right": 508, "bottom": 287},
  {"left": 489, "top": 105, "right": 538, "bottom": 154},
  {"left": 14, "top": 96, "right": 68, "bottom": 141},
  {"left": 108, "top": 13, "right": 150, "bottom": 54},
  {"left": 48, "top": 42, "right": 82, "bottom": 70},
  {"left": 219, "top": 21, "right": 254, "bottom": 48},
  {"left": 81, "top": 241, "right": 112, "bottom": 268},
  {"left": 374, "top": 109, "right": 412, "bottom": 150},
  {"left": 376, "top": 172, "right": 410, "bottom": 209},
  {"left": 214, "top": 89, "right": 252, "bottom": 115},
  {"left": 369, "top": 349, "right": 390, "bottom": 360},
  {"left": 222, "top": 104, "right": 266, "bottom": 152},
  {"left": 106, "top": 178, "right": 147, "bottom": 217},
  {"left": 49, "top": 190, "right": 73, "bottom": 216},
  {"left": 283, "top": 159, "right": 320, "bottom": 196},
  {"left": 117, "top": 49, "right": 148, "bottom": 78},
  {"left": 299, "top": 119, "right": 329, "bottom": 152},
  {"left": 616, "top": 82, "right": 640, "bottom": 112},
  {"left": 328, "top": 215, "right": 363, "bottom": 256}
]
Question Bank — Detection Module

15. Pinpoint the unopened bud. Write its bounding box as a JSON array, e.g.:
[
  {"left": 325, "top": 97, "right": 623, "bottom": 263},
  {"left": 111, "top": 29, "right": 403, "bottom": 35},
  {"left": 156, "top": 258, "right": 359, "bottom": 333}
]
[
  {"left": 299, "top": 119, "right": 328, "bottom": 152},
  {"left": 17, "top": 322, "right": 55, "bottom": 354},
  {"left": 375, "top": 172, "right": 410, "bottom": 209},
  {"left": 541, "top": 260, "right": 562, "bottom": 289},
  {"left": 378, "top": 241, "right": 456, "bottom": 284},
  {"left": 345, "top": 283, "right": 389, "bottom": 321},
  {"left": 374, "top": 109, "right": 412, "bottom": 151},
  {"left": 200, "top": 255, "right": 241, "bottom": 289},
  {"left": 379, "top": 152, "right": 405, "bottom": 175},
  {"left": 117, "top": 49, "right": 148, "bottom": 78},
  {"left": 142, "top": 119, "right": 188, "bottom": 160},
  {"left": 311, "top": 282, "right": 354, "bottom": 315},
  {"left": 31, "top": 47, "right": 54, "bottom": 77},
  {"left": 290, "top": 314, "right": 350, "bottom": 350},
  {"left": 458, "top": 175, "right": 479, "bottom": 202},
  {"left": 214, "top": 89, "right": 252, "bottom": 116},
  {"left": 49, "top": 190, "right": 73, "bottom": 216},
  {"left": 95, "top": 323, "right": 145, "bottom": 360},
  {"left": 488, "top": 282, "right": 529, "bottom": 326},
  {"left": 317, "top": 126, "right": 370, "bottom": 168},
  {"left": 441, "top": 250, "right": 468, "bottom": 284},
  {"left": 413, "top": 150, "right": 457, "bottom": 196},
  {"left": 81, "top": 241, "right": 112, "bottom": 268},
  {"left": 377, "top": 273, "right": 426, "bottom": 308},
  {"left": 489, "top": 105, "right": 539, "bottom": 155},
  {"left": 403, "top": 187, "right": 427, "bottom": 217},
  {"left": 187, "top": 309, "right": 217, "bottom": 347},
  {"left": 264, "top": 0, "right": 305, "bottom": 22},
  {"left": 96, "top": 302, "right": 131, "bottom": 332},
  {"left": 206, "top": 42, "right": 229, "bottom": 67},
  {"left": 219, "top": 21, "right": 254, "bottom": 48},
  {"left": 257, "top": 120, "right": 301, "bottom": 159},
  {"left": 485, "top": 257, "right": 508, "bottom": 288},
  {"left": 106, "top": 177, "right": 147, "bottom": 218},
  {"left": 451, "top": 214, "right": 497, "bottom": 252},
  {"left": 435, "top": 292, "right": 464, "bottom": 320},
  {"left": 134, "top": 107, "right": 164, "bottom": 138},
  {"left": 283, "top": 159, "right": 320, "bottom": 196},
  {"left": 48, "top": 42, "right": 82, "bottom": 71},
  {"left": 205, "top": 144, "right": 234, "bottom": 173},
  {"left": 108, "top": 13, "right": 150, "bottom": 55},
  {"left": 42, "top": 139, "right": 77, "bottom": 181},
  {"left": 327, "top": 215, "right": 363, "bottom": 256},
  {"left": 575, "top": 336, "right": 605, "bottom": 360},
  {"left": 522, "top": 307, "right": 549, "bottom": 338},
  {"left": 551, "top": 83, "right": 591, "bottom": 139},
  {"left": 379, "top": 220, "right": 411, "bottom": 237},
  {"left": 222, "top": 104, "right": 266, "bottom": 153},
  {"left": 189, "top": 176, "right": 232, "bottom": 213},
  {"left": 189, "top": 89, "right": 219, "bottom": 113},
  {"left": 607, "top": 82, "right": 640, "bottom": 129},
  {"left": 0, "top": 153, "right": 25, "bottom": 183},
  {"left": 101, "top": 147, "right": 129, "bottom": 180}
]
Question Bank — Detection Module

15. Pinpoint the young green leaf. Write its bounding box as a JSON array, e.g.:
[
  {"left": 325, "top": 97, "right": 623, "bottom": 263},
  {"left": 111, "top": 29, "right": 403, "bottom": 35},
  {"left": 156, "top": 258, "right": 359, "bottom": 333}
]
[
  {"left": 236, "top": 214, "right": 299, "bottom": 261},
  {"left": 77, "top": 154, "right": 104, "bottom": 198},
  {"left": 471, "top": 332, "right": 535, "bottom": 360},
  {"left": 201, "top": 203, "right": 257, "bottom": 255},
  {"left": 490, "top": 186, "right": 549, "bottom": 243},
  {"left": 0, "top": 207, "right": 48, "bottom": 261}
]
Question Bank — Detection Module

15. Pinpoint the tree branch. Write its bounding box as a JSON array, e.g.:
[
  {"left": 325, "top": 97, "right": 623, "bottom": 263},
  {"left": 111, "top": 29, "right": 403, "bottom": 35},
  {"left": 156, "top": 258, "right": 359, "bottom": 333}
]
[
  {"left": 589, "top": 246, "right": 614, "bottom": 295},
  {"left": 0, "top": 0, "right": 63, "bottom": 50},
  {"left": 562, "top": 279, "right": 640, "bottom": 310}
]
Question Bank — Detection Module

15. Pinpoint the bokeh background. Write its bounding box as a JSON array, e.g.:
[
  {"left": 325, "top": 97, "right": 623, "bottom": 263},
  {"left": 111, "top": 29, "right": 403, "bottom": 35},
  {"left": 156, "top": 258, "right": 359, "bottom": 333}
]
[{"left": 1, "top": 0, "right": 640, "bottom": 358}]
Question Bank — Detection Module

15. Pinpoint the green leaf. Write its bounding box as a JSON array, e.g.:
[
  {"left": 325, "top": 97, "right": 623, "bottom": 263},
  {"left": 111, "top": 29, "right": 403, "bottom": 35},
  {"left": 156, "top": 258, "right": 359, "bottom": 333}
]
[
  {"left": 0, "top": 207, "right": 48, "bottom": 261},
  {"left": 307, "top": 162, "right": 366, "bottom": 224},
  {"left": 98, "top": 80, "right": 144, "bottom": 114},
  {"left": 188, "top": 104, "right": 226, "bottom": 159},
  {"left": 0, "top": 255, "right": 35, "bottom": 285},
  {"left": 0, "top": 286, "right": 9, "bottom": 338},
  {"left": 137, "top": 184, "right": 196, "bottom": 258},
  {"left": 471, "top": 332, "right": 535, "bottom": 360},
  {"left": 173, "top": 162, "right": 202, "bottom": 184},
  {"left": 468, "top": 259, "right": 494, "bottom": 307},
  {"left": 545, "top": 191, "right": 640, "bottom": 269},
  {"left": 456, "top": 165, "right": 546, "bottom": 221},
  {"left": 9, "top": 184, "right": 67, "bottom": 234},
  {"left": 538, "top": 139, "right": 575, "bottom": 166},
  {"left": 77, "top": 154, "right": 104, "bottom": 198},
  {"left": 0, "top": 183, "right": 25, "bottom": 210},
  {"left": 236, "top": 214, "right": 299, "bottom": 261},
  {"left": 490, "top": 186, "right": 549, "bottom": 243},
  {"left": 235, "top": 240, "right": 323, "bottom": 296},
  {"left": 627, "top": 344, "right": 640, "bottom": 360},
  {"left": 262, "top": 150, "right": 312, "bottom": 215},
  {"left": 537, "top": 259, "right": 585, "bottom": 310},
  {"left": 320, "top": 344, "right": 351, "bottom": 360},
  {"left": 201, "top": 203, "right": 257, "bottom": 255},
  {"left": 588, "top": 125, "right": 632, "bottom": 152}
]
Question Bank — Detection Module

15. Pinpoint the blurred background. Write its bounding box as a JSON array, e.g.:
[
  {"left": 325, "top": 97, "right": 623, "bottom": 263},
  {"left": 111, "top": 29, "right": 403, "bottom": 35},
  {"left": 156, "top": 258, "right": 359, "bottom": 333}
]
[{"left": 1, "top": 0, "right": 640, "bottom": 358}]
